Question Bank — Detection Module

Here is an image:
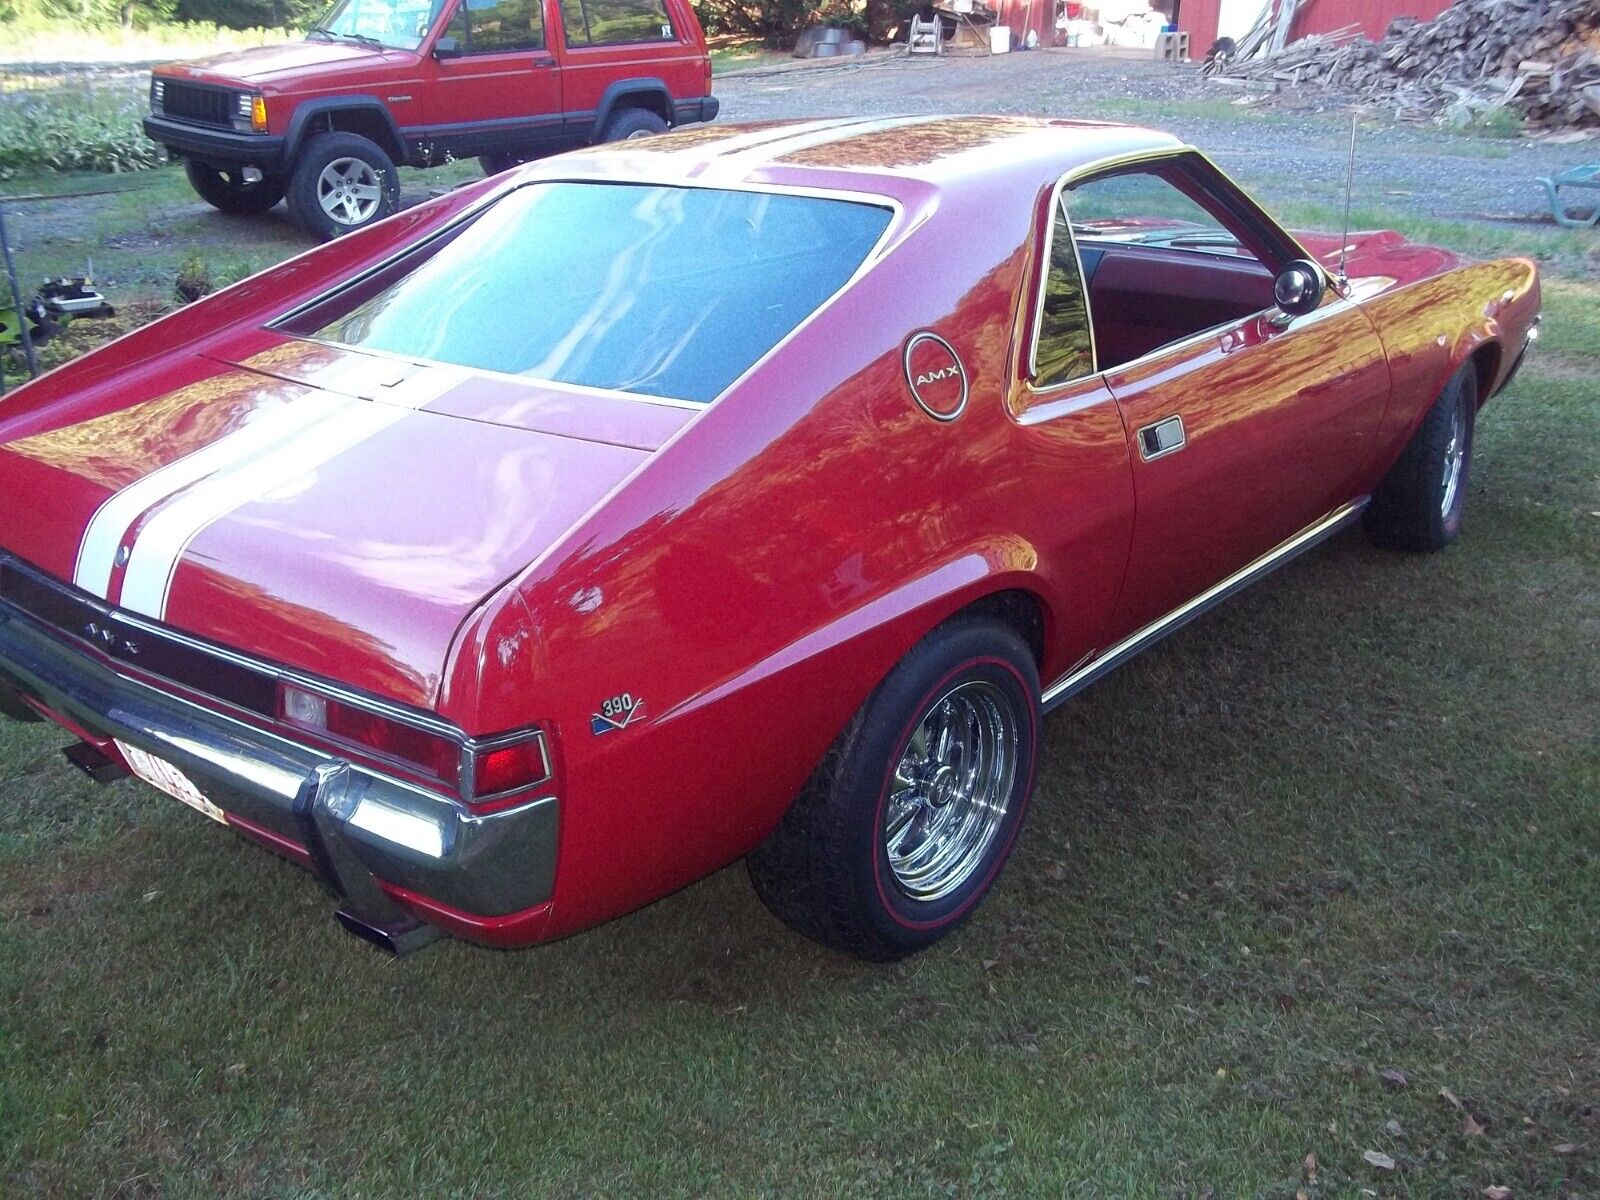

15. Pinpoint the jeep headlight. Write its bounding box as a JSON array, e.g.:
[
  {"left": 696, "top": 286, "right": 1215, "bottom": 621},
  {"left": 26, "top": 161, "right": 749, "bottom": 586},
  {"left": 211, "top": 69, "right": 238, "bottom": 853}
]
[
  {"left": 150, "top": 77, "right": 165, "bottom": 115},
  {"left": 231, "top": 91, "right": 268, "bottom": 133}
]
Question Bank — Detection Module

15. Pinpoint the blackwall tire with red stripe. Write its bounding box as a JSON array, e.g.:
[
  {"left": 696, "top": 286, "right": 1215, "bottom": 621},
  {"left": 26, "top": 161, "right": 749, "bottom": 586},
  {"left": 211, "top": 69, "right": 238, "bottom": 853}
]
[{"left": 747, "top": 616, "right": 1040, "bottom": 961}]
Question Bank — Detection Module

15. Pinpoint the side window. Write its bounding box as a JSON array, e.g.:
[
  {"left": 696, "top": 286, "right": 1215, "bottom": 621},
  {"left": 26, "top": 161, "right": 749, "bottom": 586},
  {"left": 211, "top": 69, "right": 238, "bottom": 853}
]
[
  {"left": 559, "top": 0, "right": 588, "bottom": 43},
  {"left": 457, "top": 0, "right": 544, "bottom": 52},
  {"left": 1032, "top": 195, "right": 1095, "bottom": 389},
  {"left": 562, "top": 0, "right": 674, "bottom": 46},
  {"left": 1059, "top": 160, "right": 1284, "bottom": 372},
  {"left": 1064, "top": 170, "right": 1247, "bottom": 258}
]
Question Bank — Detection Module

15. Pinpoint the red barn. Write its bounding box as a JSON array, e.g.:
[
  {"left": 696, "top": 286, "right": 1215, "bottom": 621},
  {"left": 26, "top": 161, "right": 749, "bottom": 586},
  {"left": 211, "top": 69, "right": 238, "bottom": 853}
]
[{"left": 1177, "top": 0, "right": 1454, "bottom": 53}]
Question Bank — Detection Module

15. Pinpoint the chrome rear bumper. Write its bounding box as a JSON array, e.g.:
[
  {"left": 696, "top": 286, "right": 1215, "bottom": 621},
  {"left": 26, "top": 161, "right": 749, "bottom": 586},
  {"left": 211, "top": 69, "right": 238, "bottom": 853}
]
[{"left": 0, "top": 599, "right": 557, "bottom": 939}]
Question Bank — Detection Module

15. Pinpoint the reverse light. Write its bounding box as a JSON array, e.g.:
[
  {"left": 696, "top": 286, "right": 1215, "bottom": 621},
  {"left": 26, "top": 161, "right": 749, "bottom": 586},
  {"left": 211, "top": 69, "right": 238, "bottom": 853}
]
[{"left": 278, "top": 682, "right": 458, "bottom": 790}]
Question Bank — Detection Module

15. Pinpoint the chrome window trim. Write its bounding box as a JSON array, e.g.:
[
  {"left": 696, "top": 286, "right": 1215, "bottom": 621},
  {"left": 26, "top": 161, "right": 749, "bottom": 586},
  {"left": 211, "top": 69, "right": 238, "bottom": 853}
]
[
  {"left": 1026, "top": 177, "right": 1099, "bottom": 390},
  {"left": 270, "top": 177, "right": 905, "bottom": 414},
  {"left": 1023, "top": 146, "right": 1326, "bottom": 397}
]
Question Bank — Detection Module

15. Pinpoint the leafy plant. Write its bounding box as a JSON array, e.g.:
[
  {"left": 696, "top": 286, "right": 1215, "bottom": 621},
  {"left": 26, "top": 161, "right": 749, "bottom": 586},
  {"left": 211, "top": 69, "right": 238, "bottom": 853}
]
[
  {"left": 0, "top": 85, "right": 166, "bottom": 178},
  {"left": 174, "top": 252, "right": 210, "bottom": 302},
  {"left": 694, "top": 0, "right": 913, "bottom": 45},
  {"left": 1447, "top": 102, "right": 1526, "bottom": 139}
]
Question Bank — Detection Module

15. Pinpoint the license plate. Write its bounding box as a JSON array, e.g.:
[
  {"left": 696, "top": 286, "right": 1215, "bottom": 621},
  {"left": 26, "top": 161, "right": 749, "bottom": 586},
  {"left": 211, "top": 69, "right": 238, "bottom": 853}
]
[{"left": 115, "top": 740, "right": 227, "bottom": 824}]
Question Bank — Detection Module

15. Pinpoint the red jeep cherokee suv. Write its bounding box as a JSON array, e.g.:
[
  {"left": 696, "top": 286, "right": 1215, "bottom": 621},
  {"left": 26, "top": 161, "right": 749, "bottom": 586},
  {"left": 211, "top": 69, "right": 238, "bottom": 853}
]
[{"left": 145, "top": 0, "right": 719, "bottom": 239}]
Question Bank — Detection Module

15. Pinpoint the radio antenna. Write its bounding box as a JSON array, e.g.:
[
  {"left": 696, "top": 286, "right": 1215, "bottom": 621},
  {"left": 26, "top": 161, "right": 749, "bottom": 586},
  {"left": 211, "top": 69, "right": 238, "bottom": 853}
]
[{"left": 1337, "top": 110, "right": 1358, "bottom": 288}]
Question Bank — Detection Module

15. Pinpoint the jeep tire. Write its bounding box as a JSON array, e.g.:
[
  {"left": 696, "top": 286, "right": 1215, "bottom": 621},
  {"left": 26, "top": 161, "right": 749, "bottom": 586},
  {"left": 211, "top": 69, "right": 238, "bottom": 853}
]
[
  {"left": 598, "top": 106, "right": 669, "bottom": 143},
  {"left": 184, "top": 160, "right": 285, "bottom": 215},
  {"left": 285, "top": 131, "right": 400, "bottom": 241},
  {"left": 478, "top": 151, "right": 527, "bottom": 177}
]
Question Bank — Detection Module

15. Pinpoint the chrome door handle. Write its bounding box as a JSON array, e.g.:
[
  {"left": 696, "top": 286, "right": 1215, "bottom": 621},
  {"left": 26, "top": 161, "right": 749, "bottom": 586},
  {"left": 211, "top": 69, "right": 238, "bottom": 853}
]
[{"left": 1138, "top": 414, "right": 1186, "bottom": 461}]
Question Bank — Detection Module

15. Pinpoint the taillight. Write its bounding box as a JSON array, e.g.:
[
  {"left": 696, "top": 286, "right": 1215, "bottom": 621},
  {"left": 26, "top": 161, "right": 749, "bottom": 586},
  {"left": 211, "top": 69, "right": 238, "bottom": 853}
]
[
  {"left": 468, "top": 732, "right": 552, "bottom": 803},
  {"left": 279, "top": 681, "right": 460, "bottom": 791},
  {"left": 277, "top": 682, "right": 552, "bottom": 808}
]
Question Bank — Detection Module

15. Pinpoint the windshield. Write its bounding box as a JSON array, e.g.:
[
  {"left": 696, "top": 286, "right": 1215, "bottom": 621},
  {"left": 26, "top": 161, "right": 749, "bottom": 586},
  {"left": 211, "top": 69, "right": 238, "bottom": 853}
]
[
  {"left": 310, "top": 0, "right": 449, "bottom": 50},
  {"left": 298, "top": 182, "right": 894, "bottom": 404}
]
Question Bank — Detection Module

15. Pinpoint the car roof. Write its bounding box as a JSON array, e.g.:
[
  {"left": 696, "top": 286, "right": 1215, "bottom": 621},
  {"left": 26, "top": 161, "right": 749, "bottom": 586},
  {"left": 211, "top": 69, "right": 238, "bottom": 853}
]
[{"left": 561, "top": 115, "right": 1187, "bottom": 197}]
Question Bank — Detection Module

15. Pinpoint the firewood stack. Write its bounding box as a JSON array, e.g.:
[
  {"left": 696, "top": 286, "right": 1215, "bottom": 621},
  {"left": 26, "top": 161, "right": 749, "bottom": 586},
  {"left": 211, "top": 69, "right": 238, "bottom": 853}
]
[{"left": 1206, "top": 0, "right": 1600, "bottom": 132}]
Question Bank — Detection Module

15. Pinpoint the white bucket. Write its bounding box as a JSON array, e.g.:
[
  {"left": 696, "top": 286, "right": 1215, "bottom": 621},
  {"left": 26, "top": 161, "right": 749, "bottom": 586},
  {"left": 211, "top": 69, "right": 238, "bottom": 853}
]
[{"left": 989, "top": 24, "right": 1012, "bottom": 52}]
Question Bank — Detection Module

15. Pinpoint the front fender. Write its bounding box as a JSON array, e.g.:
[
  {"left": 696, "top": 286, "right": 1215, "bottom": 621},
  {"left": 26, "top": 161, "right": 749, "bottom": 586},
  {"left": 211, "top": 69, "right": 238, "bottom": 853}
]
[{"left": 1360, "top": 256, "right": 1539, "bottom": 469}]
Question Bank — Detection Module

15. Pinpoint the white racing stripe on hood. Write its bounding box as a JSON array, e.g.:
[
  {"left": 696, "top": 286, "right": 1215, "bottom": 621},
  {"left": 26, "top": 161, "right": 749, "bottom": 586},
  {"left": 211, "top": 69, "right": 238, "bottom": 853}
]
[
  {"left": 73, "top": 395, "right": 345, "bottom": 600},
  {"left": 116, "top": 366, "right": 468, "bottom": 620}
]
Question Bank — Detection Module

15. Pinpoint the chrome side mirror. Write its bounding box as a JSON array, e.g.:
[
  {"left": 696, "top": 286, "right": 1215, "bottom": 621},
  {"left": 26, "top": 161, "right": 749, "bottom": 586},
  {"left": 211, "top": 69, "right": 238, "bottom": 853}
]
[{"left": 1271, "top": 258, "right": 1326, "bottom": 321}]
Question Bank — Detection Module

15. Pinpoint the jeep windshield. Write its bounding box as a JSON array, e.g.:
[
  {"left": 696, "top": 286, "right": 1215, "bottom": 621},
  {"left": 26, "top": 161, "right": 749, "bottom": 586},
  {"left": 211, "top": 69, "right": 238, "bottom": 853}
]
[
  {"left": 309, "top": 0, "right": 449, "bottom": 50},
  {"left": 288, "top": 182, "right": 894, "bottom": 405}
]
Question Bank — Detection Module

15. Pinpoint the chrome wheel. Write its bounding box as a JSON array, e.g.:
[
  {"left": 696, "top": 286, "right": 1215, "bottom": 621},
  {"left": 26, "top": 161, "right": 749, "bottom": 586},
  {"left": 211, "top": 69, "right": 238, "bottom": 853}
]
[
  {"left": 1440, "top": 400, "right": 1465, "bottom": 517},
  {"left": 317, "top": 157, "right": 383, "bottom": 226},
  {"left": 883, "top": 680, "right": 1019, "bottom": 902}
]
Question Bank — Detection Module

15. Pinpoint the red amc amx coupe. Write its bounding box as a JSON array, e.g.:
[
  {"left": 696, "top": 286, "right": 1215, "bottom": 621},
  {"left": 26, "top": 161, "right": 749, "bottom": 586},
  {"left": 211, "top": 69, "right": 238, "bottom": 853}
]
[{"left": 0, "top": 117, "right": 1540, "bottom": 959}]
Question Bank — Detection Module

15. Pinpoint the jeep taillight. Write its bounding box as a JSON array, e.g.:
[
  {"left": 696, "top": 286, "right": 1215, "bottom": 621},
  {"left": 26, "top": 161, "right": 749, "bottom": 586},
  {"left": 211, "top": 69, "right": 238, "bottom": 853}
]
[{"left": 277, "top": 682, "right": 552, "bottom": 809}]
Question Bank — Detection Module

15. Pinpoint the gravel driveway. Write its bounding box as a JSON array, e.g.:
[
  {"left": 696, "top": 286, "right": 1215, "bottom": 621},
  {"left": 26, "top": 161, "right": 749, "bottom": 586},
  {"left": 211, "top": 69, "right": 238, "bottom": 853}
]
[{"left": 714, "top": 48, "right": 1597, "bottom": 227}]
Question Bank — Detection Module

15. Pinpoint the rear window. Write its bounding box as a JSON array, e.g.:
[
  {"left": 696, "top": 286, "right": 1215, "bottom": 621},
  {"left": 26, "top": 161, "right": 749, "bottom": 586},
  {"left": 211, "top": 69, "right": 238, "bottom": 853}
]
[{"left": 298, "top": 182, "right": 892, "bottom": 405}]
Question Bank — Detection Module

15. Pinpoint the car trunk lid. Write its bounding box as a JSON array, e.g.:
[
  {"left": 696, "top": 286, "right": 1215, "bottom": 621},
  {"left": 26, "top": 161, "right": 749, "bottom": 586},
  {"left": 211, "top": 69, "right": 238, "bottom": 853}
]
[{"left": 0, "top": 344, "right": 690, "bottom": 708}]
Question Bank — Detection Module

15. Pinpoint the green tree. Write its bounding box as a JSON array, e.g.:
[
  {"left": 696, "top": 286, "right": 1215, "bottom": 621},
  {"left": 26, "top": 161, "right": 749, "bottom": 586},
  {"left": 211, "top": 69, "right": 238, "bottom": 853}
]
[{"left": 175, "top": 0, "right": 324, "bottom": 27}]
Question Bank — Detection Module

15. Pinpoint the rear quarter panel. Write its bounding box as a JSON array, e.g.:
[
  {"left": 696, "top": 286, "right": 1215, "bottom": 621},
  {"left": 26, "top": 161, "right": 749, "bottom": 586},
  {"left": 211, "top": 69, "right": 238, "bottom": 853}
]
[{"left": 443, "top": 169, "right": 1134, "bottom": 938}]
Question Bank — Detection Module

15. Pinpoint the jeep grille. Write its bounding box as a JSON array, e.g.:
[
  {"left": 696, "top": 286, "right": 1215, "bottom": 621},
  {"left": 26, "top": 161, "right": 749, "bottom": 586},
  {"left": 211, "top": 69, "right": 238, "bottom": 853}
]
[{"left": 161, "top": 81, "right": 234, "bottom": 128}]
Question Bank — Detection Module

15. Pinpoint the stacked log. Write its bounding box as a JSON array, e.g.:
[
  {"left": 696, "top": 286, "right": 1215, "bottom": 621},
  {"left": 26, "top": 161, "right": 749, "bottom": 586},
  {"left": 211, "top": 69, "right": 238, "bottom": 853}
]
[{"left": 1206, "top": 0, "right": 1600, "bottom": 132}]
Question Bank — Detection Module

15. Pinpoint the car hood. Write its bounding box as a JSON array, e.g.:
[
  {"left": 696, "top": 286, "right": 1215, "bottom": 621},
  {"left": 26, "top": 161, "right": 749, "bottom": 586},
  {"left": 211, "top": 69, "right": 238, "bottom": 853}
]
[
  {"left": 1293, "top": 228, "right": 1471, "bottom": 294},
  {"left": 0, "top": 341, "right": 691, "bottom": 708},
  {"left": 156, "top": 39, "right": 414, "bottom": 87}
]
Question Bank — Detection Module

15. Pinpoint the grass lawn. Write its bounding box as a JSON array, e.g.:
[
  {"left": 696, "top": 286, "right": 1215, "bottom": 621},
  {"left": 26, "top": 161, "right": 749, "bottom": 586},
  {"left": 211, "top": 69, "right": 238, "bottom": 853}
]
[
  {"left": 0, "top": 148, "right": 1597, "bottom": 1198},
  {"left": 709, "top": 37, "right": 791, "bottom": 75}
]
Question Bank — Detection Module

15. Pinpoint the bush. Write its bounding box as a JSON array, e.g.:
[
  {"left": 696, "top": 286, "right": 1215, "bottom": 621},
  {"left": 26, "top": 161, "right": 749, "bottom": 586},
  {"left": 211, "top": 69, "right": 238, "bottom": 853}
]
[
  {"left": 0, "top": 16, "right": 291, "bottom": 58},
  {"left": 695, "top": 0, "right": 915, "bottom": 45},
  {"left": 0, "top": 85, "right": 165, "bottom": 177}
]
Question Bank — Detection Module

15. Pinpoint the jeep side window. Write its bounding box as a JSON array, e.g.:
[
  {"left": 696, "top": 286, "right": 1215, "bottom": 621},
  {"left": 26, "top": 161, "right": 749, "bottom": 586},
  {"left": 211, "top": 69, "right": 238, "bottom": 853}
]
[
  {"left": 1030, "top": 194, "right": 1095, "bottom": 389},
  {"left": 561, "top": 0, "right": 673, "bottom": 46},
  {"left": 452, "top": 0, "right": 545, "bottom": 52}
]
